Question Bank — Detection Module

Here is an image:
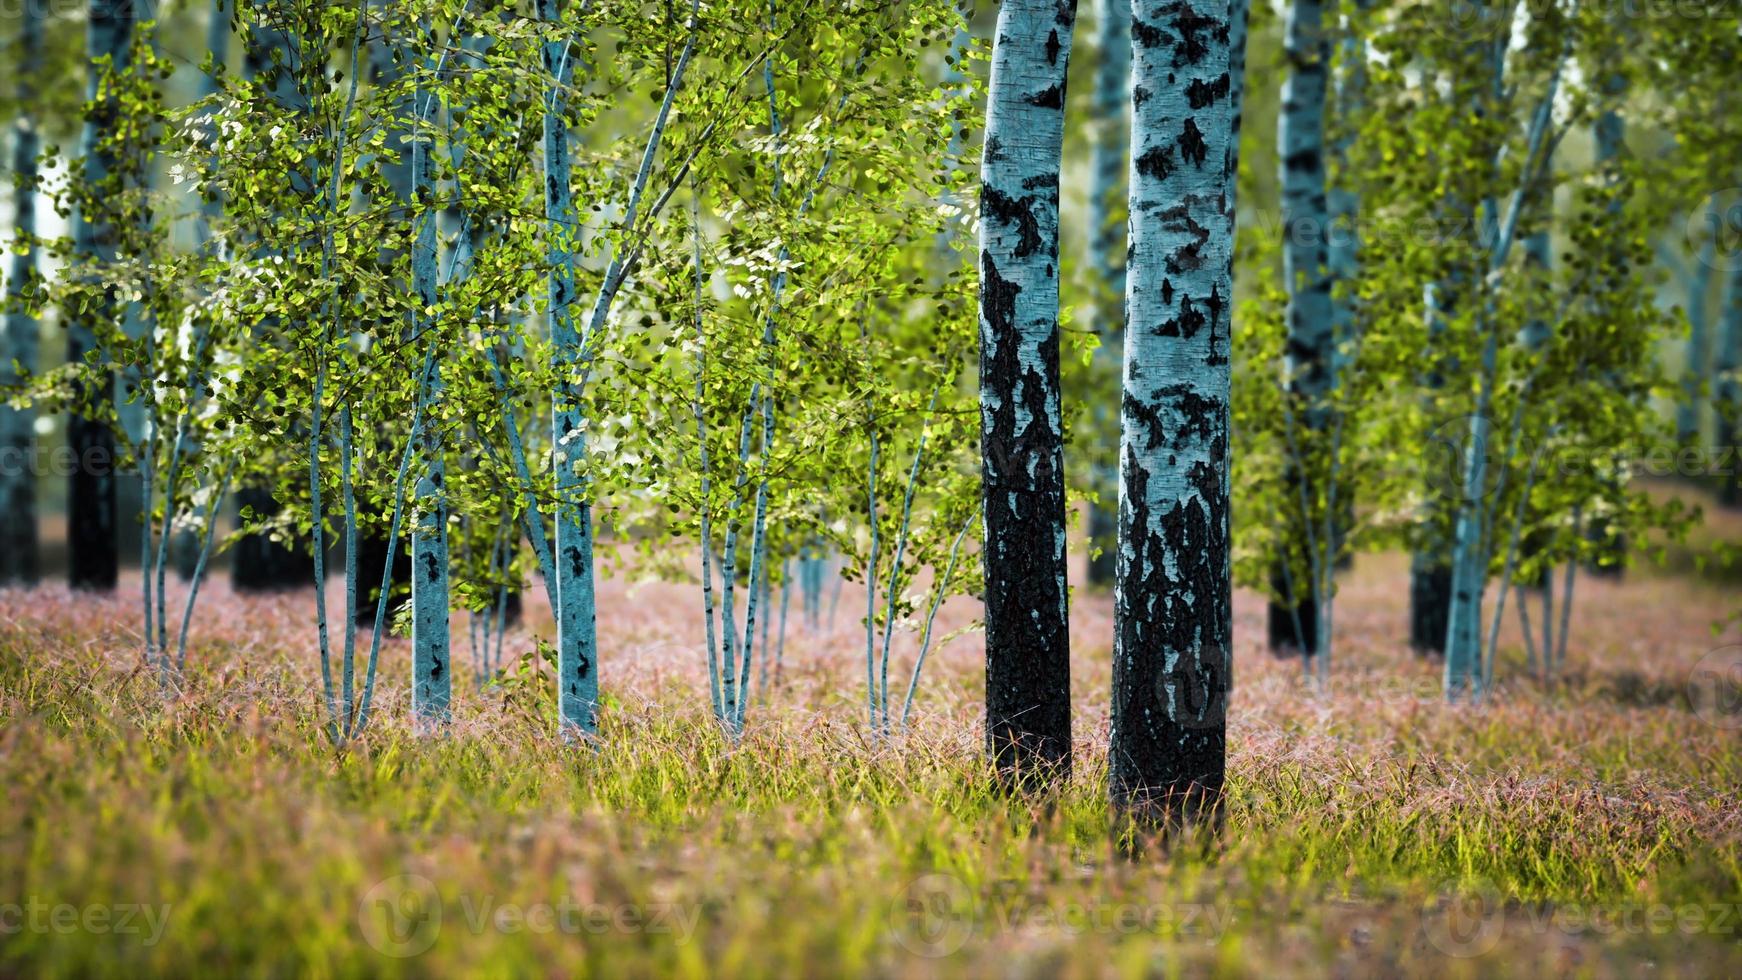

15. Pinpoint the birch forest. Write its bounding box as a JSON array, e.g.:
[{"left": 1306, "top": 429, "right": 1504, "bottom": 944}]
[{"left": 3, "top": 0, "right": 1742, "bottom": 975}]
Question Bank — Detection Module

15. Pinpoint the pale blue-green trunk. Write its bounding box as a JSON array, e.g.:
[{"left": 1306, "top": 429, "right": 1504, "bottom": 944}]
[
  {"left": 1328, "top": 1, "right": 1368, "bottom": 368},
  {"left": 1084, "top": 0, "right": 1130, "bottom": 588},
  {"left": 1717, "top": 262, "right": 1742, "bottom": 506},
  {"left": 1227, "top": 0, "right": 1250, "bottom": 206},
  {"left": 544, "top": 0, "right": 698, "bottom": 735},
  {"left": 900, "top": 512, "right": 975, "bottom": 730},
  {"left": 691, "top": 188, "right": 725, "bottom": 721},
  {"left": 1677, "top": 220, "right": 1714, "bottom": 444},
  {"left": 408, "top": 23, "right": 450, "bottom": 725},
  {"left": 1272, "top": 0, "right": 1335, "bottom": 664},
  {"left": 539, "top": 0, "right": 598, "bottom": 736},
  {"left": 978, "top": 0, "right": 1076, "bottom": 786},
  {"left": 0, "top": 0, "right": 44, "bottom": 585},
  {"left": 1108, "top": 0, "right": 1234, "bottom": 817},
  {"left": 1442, "top": 61, "right": 1560, "bottom": 697}
]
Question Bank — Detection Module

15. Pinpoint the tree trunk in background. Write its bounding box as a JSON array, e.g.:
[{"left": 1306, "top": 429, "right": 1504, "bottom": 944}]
[
  {"left": 407, "top": 23, "right": 449, "bottom": 724},
  {"left": 67, "top": 0, "right": 135, "bottom": 592},
  {"left": 1408, "top": 556, "right": 1451, "bottom": 654},
  {"left": 1, "top": 0, "right": 44, "bottom": 586},
  {"left": 1410, "top": 214, "right": 1466, "bottom": 657},
  {"left": 1678, "top": 201, "right": 1714, "bottom": 447},
  {"left": 1325, "top": 0, "right": 1367, "bottom": 574},
  {"left": 979, "top": 0, "right": 1076, "bottom": 789},
  {"left": 1585, "top": 90, "right": 1627, "bottom": 575},
  {"left": 1718, "top": 261, "right": 1742, "bottom": 508},
  {"left": 540, "top": 0, "right": 599, "bottom": 736},
  {"left": 1109, "top": 0, "right": 1235, "bottom": 824},
  {"left": 1084, "top": 0, "right": 1130, "bottom": 589},
  {"left": 1515, "top": 222, "right": 1552, "bottom": 586},
  {"left": 1268, "top": 0, "right": 1333, "bottom": 658},
  {"left": 231, "top": 20, "right": 316, "bottom": 593},
  {"left": 171, "top": 0, "right": 233, "bottom": 580},
  {"left": 1227, "top": 0, "right": 1249, "bottom": 211}
]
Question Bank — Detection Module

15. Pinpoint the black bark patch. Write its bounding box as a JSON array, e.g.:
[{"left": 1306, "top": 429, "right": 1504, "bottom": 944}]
[
  {"left": 1045, "top": 28, "right": 1061, "bottom": 65},
  {"left": 1185, "top": 73, "right": 1230, "bottom": 110},
  {"left": 980, "top": 253, "right": 1021, "bottom": 361},
  {"left": 1168, "top": 4, "right": 1228, "bottom": 68},
  {"left": 1132, "top": 19, "right": 1165, "bottom": 49},
  {"left": 982, "top": 186, "right": 1044, "bottom": 259},
  {"left": 1177, "top": 117, "right": 1209, "bottom": 168},
  {"left": 1157, "top": 295, "right": 1207, "bottom": 337},
  {"left": 1284, "top": 141, "right": 1323, "bottom": 174},
  {"left": 1026, "top": 83, "right": 1066, "bottom": 110},
  {"left": 1136, "top": 144, "right": 1175, "bottom": 182}
]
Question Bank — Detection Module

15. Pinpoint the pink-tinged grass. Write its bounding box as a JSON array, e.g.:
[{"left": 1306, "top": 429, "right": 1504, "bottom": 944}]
[{"left": 0, "top": 539, "right": 1738, "bottom": 978}]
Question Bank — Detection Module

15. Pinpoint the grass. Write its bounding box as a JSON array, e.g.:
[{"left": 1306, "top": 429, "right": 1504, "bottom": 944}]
[{"left": 1, "top": 543, "right": 1740, "bottom": 978}]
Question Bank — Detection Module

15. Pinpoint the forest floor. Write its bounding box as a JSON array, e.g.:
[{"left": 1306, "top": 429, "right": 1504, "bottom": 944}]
[{"left": 3, "top": 504, "right": 1741, "bottom": 977}]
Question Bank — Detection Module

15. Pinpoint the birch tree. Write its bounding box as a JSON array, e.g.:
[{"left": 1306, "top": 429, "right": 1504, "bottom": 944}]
[
  {"left": 0, "top": 0, "right": 45, "bottom": 586},
  {"left": 979, "top": 0, "right": 1077, "bottom": 788},
  {"left": 1269, "top": 0, "right": 1334, "bottom": 660},
  {"left": 1109, "top": 0, "right": 1236, "bottom": 823},
  {"left": 1084, "top": 0, "right": 1130, "bottom": 589}
]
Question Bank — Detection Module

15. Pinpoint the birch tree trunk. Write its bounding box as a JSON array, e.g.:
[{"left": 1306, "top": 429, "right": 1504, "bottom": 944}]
[
  {"left": 1109, "top": 0, "right": 1236, "bottom": 823},
  {"left": 1717, "top": 262, "right": 1742, "bottom": 507},
  {"left": 979, "top": 0, "right": 1077, "bottom": 788},
  {"left": 1085, "top": 0, "right": 1131, "bottom": 589},
  {"left": 1585, "top": 85, "right": 1627, "bottom": 575},
  {"left": 1267, "top": 0, "right": 1333, "bottom": 659},
  {"left": 1677, "top": 218, "right": 1714, "bottom": 446},
  {"left": 67, "top": 0, "right": 135, "bottom": 591},
  {"left": 540, "top": 0, "right": 599, "bottom": 735},
  {"left": 408, "top": 22, "right": 449, "bottom": 724},
  {"left": 0, "top": 0, "right": 44, "bottom": 585}
]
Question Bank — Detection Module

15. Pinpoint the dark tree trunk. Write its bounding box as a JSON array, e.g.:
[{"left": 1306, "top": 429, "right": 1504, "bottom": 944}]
[
  {"left": 66, "top": 0, "right": 134, "bottom": 592},
  {"left": 352, "top": 530, "right": 412, "bottom": 623},
  {"left": 0, "top": 0, "right": 44, "bottom": 586},
  {"left": 1409, "top": 558, "right": 1451, "bottom": 656},
  {"left": 229, "top": 486, "right": 315, "bottom": 592}
]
